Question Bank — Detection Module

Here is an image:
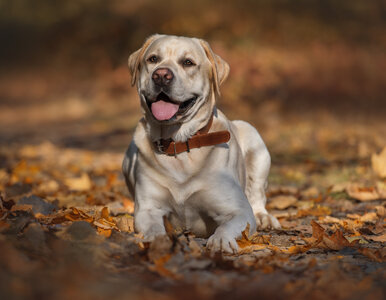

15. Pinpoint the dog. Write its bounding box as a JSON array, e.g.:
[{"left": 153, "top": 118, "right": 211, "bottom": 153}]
[{"left": 123, "top": 34, "right": 280, "bottom": 253}]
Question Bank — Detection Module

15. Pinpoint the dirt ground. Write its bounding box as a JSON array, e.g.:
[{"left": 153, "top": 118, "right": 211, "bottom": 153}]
[{"left": 0, "top": 1, "right": 385, "bottom": 299}]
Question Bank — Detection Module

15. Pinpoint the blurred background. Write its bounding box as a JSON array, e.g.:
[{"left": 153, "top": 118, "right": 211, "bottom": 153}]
[{"left": 0, "top": 0, "right": 385, "bottom": 158}]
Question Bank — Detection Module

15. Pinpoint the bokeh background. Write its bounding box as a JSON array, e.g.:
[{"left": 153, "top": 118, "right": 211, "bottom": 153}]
[{"left": 0, "top": 0, "right": 385, "bottom": 158}]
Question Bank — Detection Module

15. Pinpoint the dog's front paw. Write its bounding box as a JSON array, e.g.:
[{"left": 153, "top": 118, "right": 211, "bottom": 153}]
[
  {"left": 141, "top": 225, "right": 166, "bottom": 242},
  {"left": 255, "top": 212, "right": 281, "bottom": 230},
  {"left": 207, "top": 230, "right": 239, "bottom": 254}
]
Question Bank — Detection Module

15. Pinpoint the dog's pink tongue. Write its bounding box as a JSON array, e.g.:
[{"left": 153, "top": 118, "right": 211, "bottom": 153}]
[{"left": 151, "top": 100, "right": 179, "bottom": 121}]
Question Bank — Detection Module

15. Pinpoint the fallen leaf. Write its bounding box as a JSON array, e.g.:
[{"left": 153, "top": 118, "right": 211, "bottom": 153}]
[
  {"left": 303, "top": 220, "right": 357, "bottom": 251},
  {"left": 65, "top": 173, "right": 92, "bottom": 191},
  {"left": 363, "top": 233, "right": 386, "bottom": 243},
  {"left": 375, "top": 205, "right": 385, "bottom": 218},
  {"left": 97, "top": 227, "right": 112, "bottom": 238},
  {"left": 237, "top": 223, "right": 252, "bottom": 248},
  {"left": 37, "top": 180, "right": 59, "bottom": 194},
  {"left": 297, "top": 205, "right": 331, "bottom": 217},
  {"left": 347, "top": 212, "right": 378, "bottom": 223},
  {"left": 319, "top": 216, "right": 341, "bottom": 224},
  {"left": 237, "top": 224, "right": 271, "bottom": 254},
  {"left": 329, "top": 182, "right": 349, "bottom": 193},
  {"left": 268, "top": 185, "right": 298, "bottom": 196},
  {"left": 376, "top": 181, "right": 386, "bottom": 198},
  {"left": 346, "top": 184, "right": 380, "bottom": 201},
  {"left": 371, "top": 147, "right": 386, "bottom": 178},
  {"left": 268, "top": 195, "right": 297, "bottom": 210},
  {"left": 93, "top": 207, "right": 119, "bottom": 235},
  {"left": 300, "top": 186, "right": 320, "bottom": 199},
  {"left": 11, "top": 204, "right": 33, "bottom": 212},
  {"left": 345, "top": 236, "right": 368, "bottom": 244},
  {"left": 114, "top": 215, "right": 134, "bottom": 232}
]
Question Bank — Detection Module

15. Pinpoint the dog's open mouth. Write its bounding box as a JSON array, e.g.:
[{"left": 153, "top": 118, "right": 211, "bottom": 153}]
[{"left": 146, "top": 92, "right": 197, "bottom": 121}]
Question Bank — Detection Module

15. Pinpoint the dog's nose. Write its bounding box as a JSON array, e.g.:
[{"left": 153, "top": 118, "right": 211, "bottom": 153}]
[{"left": 152, "top": 68, "right": 174, "bottom": 86}]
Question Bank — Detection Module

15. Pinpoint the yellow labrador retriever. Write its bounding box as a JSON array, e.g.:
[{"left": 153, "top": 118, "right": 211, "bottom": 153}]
[{"left": 123, "top": 34, "right": 280, "bottom": 253}]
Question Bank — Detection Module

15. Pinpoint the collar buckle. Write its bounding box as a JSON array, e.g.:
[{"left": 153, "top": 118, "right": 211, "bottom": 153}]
[{"left": 155, "top": 140, "right": 166, "bottom": 154}]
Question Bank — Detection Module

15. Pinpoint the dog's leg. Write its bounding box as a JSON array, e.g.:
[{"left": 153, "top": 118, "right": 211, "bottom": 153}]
[
  {"left": 122, "top": 141, "right": 138, "bottom": 199},
  {"left": 133, "top": 180, "right": 171, "bottom": 240},
  {"left": 196, "top": 173, "right": 257, "bottom": 254},
  {"left": 232, "top": 120, "right": 281, "bottom": 230},
  {"left": 123, "top": 143, "right": 171, "bottom": 240}
]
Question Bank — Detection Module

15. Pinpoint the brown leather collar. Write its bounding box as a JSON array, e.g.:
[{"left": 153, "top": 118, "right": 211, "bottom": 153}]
[{"left": 153, "top": 114, "right": 231, "bottom": 157}]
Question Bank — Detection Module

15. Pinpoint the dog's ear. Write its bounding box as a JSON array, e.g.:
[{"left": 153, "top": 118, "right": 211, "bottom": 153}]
[
  {"left": 128, "top": 34, "right": 160, "bottom": 86},
  {"left": 199, "top": 39, "right": 230, "bottom": 96}
]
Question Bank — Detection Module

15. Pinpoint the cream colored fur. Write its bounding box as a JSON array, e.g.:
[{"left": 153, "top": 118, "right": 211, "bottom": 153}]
[{"left": 123, "top": 35, "right": 280, "bottom": 253}]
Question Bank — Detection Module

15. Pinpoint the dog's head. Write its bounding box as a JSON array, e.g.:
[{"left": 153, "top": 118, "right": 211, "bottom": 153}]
[{"left": 128, "top": 34, "right": 229, "bottom": 124}]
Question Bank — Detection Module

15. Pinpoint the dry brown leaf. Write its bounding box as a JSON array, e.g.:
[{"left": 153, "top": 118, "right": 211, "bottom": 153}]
[
  {"left": 322, "top": 229, "right": 351, "bottom": 250},
  {"left": 115, "top": 215, "right": 134, "bottom": 232},
  {"left": 37, "top": 180, "right": 59, "bottom": 194},
  {"left": 297, "top": 205, "right": 331, "bottom": 217},
  {"left": 347, "top": 212, "right": 378, "bottom": 223},
  {"left": 250, "top": 233, "right": 271, "bottom": 244},
  {"left": 375, "top": 205, "right": 385, "bottom": 218},
  {"left": 310, "top": 220, "right": 325, "bottom": 241},
  {"left": 363, "top": 233, "right": 386, "bottom": 243},
  {"left": 10, "top": 204, "right": 33, "bottom": 212},
  {"left": 268, "top": 185, "right": 298, "bottom": 196},
  {"left": 371, "top": 147, "right": 386, "bottom": 178},
  {"left": 268, "top": 195, "right": 297, "bottom": 210},
  {"left": 329, "top": 182, "right": 349, "bottom": 193},
  {"left": 65, "top": 173, "right": 92, "bottom": 191},
  {"left": 300, "top": 186, "right": 320, "bottom": 199},
  {"left": 305, "top": 220, "right": 357, "bottom": 251},
  {"left": 237, "top": 224, "right": 271, "bottom": 254},
  {"left": 94, "top": 207, "right": 119, "bottom": 234},
  {"left": 319, "top": 216, "right": 341, "bottom": 224},
  {"left": 237, "top": 223, "right": 252, "bottom": 248},
  {"left": 346, "top": 184, "right": 380, "bottom": 201}
]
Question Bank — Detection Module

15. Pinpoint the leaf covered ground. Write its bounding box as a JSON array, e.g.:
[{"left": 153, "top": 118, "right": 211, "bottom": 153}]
[{"left": 0, "top": 122, "right": 385, "bottom": 300}]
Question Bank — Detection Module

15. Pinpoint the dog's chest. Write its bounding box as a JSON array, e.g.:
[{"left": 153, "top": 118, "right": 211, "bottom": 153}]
[{"left": 154, "top": 148, "right": 212, "bottom": 185}]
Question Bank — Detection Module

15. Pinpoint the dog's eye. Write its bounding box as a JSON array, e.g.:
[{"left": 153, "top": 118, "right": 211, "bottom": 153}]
[
  {"left": 147, "top": 55, "right": 158, "bottom": 63},
  {"left": 182, "top": 59, "right": 195, "bottom": 67}
]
